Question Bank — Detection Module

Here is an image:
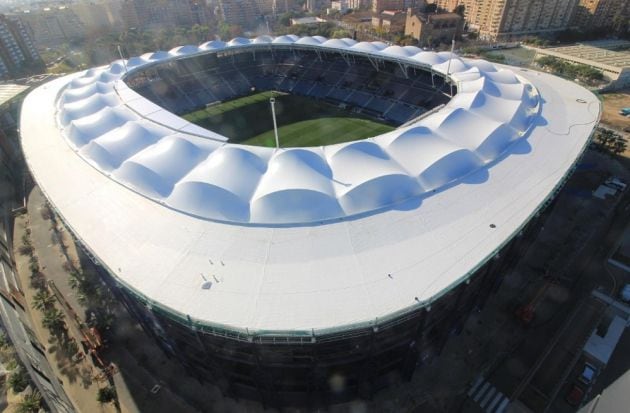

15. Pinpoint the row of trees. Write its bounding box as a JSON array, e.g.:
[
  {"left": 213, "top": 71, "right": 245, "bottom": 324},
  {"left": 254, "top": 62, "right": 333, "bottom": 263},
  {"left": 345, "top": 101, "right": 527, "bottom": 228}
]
[
  {"left": 593, "top": 128, "right": 628, "bottom": 156},
  {"left": 0, "top": 333, "right": 42, "bottom": 412},
  {"left": 21, "top": 205, "right": 120, "bottom": 405},
  {"left": 536, "top": 56, "right": 603, "bottom": 82},
  {"left": 19, "top": 219, "right": 73, "bottom": 350}
]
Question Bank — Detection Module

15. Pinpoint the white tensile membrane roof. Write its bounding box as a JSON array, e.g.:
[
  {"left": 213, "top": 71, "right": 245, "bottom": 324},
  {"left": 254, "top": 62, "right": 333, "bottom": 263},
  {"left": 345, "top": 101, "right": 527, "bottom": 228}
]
[
  {"left": 54, "top": 36, "right": 539, "bottom": 225},
  {"left": 21, "top": 37, "right": 600, "bottom": 333}
]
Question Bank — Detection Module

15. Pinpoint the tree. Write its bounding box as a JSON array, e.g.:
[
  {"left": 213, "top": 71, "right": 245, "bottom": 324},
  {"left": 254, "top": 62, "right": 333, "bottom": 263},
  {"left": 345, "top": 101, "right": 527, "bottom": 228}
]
[
  {"left": 191, "top": 24, "right": 210, "bottom": 43},
  {"left": 536, "top": 55, "right": 558, "bottom": 68},
  {"left": 42, "top": 307, "right": 65, "bottom": 335},
  {"left": 612, "top": 135, "right": 628, "bottom": 155},
  {"left": 279, "top": 12, "right": 295, "bottom": 27},
  {"left": 32, "top": 289, "right": 55, "bottom": 312},
  {"left": 17, "top": 391, "right": 41, "bottom": 413},
  {"left": 331, "top": 29, "right": 351, "bottom": 38},
  {"left": 425, "top": 3, "right": 437, "bottom": 13},
  {"left": 8, "top": 367, "right": 29, "bottom": 393},
  {"left": 97, "top": 386, "right": 117, "bottom": 404}
]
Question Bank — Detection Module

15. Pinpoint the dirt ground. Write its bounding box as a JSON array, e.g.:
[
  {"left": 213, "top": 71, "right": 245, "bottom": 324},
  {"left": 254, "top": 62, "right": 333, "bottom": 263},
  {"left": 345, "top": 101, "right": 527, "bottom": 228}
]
[{"left": 600, "top": 90, "right": 630, "bottom": 133}]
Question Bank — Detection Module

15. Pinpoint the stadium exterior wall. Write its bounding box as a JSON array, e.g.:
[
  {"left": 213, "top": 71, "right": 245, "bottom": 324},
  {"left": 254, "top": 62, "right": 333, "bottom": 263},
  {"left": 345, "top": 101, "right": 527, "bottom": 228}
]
[{"left": 31, "top": 139, "right": 588, "bottom": 406}]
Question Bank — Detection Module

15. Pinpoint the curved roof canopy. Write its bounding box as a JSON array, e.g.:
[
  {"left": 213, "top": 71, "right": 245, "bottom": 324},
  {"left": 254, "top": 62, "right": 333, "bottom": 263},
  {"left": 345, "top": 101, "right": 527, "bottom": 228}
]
[
  {"left": 53, "top": 36, "right": 542, "bottom": 225},
  {"left": 20, "top": 37, "right": 599, "bottom": 334}
]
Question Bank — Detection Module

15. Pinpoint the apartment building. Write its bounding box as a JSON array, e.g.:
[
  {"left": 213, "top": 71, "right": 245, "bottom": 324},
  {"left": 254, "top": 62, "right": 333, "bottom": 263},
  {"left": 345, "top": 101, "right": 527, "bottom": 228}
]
[
  {"left": 571, "top": 0, "right": 630, "bottom": 31},
  {"left": 430, "top": 0, "right": 579, "bottom": 40},
  {"left": 17, "top": 6, "right": 85, "bottom": 46},
  {"left": 0, "top": 14, "right": 41, "bottom": 79},
  {"left": 121, "top": 0, "right": 211, "bottom": 29}
]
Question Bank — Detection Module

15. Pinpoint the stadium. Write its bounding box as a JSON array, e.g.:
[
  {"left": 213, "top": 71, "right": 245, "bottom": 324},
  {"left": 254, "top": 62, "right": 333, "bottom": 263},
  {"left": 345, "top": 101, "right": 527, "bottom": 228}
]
[{"left": 20, "top": 35, "right": 599, "bottom": 406}]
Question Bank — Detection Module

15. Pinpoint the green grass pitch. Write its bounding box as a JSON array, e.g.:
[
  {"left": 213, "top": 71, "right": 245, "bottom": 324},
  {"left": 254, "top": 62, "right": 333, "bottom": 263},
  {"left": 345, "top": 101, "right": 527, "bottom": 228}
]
[{"left": 182, "top": 91, "right": 395, "bottom": 147}]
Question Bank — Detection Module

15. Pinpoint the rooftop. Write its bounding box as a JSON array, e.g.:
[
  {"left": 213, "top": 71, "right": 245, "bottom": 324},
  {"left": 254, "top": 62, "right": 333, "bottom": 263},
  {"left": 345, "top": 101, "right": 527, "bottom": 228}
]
[
  {"left": 20, "top": 37, "right": 599, "bottom": 335},
  {"left": 0, "top": 84, "right": 28, "bottom": 107},
  {"left": 537, "top": 40, "right": 630, "bottom": 71}
]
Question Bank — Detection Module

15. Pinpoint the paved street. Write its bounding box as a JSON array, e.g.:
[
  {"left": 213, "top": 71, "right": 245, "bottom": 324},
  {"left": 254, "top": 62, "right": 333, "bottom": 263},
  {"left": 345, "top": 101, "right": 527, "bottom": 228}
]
[{"left": 0, "top": 179, "right": 75, "bottom": 412}]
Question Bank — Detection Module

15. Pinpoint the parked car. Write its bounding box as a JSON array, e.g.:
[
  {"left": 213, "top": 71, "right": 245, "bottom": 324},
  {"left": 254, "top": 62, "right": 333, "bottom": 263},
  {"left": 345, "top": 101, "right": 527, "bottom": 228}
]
[
  {"left": 579, "top": 363, "right": 597, "bottom": 385},
  {"left": 604, "top": 177, "right": 627, "bottom": 192},
  {"left": 566, "top": 383, "right": 585, "bottom": 406}
]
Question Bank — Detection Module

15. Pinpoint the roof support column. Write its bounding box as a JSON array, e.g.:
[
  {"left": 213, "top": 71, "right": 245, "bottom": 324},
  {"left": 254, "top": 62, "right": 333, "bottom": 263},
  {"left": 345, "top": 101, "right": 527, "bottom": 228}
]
[
  {"left": 367, "top": 56, "right": 380, "bottom": 71},
  {"left": 397, "top": 62, "right": 409, "bottom": 79}
]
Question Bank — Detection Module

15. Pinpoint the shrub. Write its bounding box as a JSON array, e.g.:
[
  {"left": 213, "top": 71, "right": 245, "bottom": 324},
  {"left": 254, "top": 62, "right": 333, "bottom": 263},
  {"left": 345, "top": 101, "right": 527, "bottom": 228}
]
[
  {"left": 18, "top": 245, "right": 33, "bottom": 256},
  {"left": 8, "top": 367, "right": 29, "bottom": 393},
  {"left": 30, "top": 272, "right": 46, "bottom": 290},
  {"left": 40, "top": 206, "right": 52, "bottom": 220},
  {"left": 97, "top": 386, "right": 117, "bottom": 404},
  {"left": 28, "top": 261, "right": 40, "bottom": 274},
  {"left": 17, "top": 391, "right": 41, "bottom": 413}
]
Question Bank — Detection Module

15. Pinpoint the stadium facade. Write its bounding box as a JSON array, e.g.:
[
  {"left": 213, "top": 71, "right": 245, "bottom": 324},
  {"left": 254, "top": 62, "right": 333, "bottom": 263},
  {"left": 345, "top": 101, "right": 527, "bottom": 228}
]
[{"left": 19, "top": 35, "right": 600, "bottom": 406}]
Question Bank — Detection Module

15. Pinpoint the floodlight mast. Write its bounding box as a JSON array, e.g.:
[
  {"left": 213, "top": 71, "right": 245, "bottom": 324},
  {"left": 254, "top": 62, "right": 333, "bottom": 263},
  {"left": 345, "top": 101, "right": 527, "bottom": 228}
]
[
  {"left": 117, "top": 45, "right": 128, "bottom": 74},
  {"left": 270, "top": 97, "right": 280, "bottom": 148},
  {"left": 446, "top": 38, "right": 455, "bottom": 97}
]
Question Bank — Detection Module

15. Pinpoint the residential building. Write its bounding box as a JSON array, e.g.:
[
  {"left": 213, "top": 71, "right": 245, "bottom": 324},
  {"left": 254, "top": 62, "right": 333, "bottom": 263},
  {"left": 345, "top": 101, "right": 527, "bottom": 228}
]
[
  {"left": 120, "top": 0, "right": 140, "bottom": 28},
  {"left": 428, "top": 0, "right": 579, "bottom": 40},
  {"left": 372, "top": 0, "right": 404, "bottom": 14},
  {"left": 70, "top": 0, "right": 124, "bottom": 32},
  {"left": 431, "top": 0, "right": 459, "bottom": 11},
  {"left": 306, "top": 0, "right": 329, "bottom": 12},
  {"left": 217, "top": 0, "right": 260, "bottom": 26},
  {"left": 348, "top": 0, "right": 369, "bottom": 9},
  {"left": 16, "top": 7, "right": 85, "bottom": 47},
  {"left": 0, "top": 14, "right": 41, "bottom": 79},
  {"left": 121, "top": 0, "right": 210, "bottom": 29},
  {"left": 571, "top": 0, "right": 630, "bottom": 32},
  {"left": 372, "top": 9, "right": 406, "bottom": 33},
  {"left": 405, "top": 9, "right": 462, "bottom": 44},
  {"left": 331, "top": 0, "right": 350, "bottom": 13},
  {"left": 255, "top": 0, "right": 292, "bottom": 16}
]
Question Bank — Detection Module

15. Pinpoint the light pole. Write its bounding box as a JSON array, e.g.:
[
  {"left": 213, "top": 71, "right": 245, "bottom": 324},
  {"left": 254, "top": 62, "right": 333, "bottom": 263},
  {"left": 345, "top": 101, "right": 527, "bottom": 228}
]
[
  {"left": 117, "top": 45, "right": 128, "bottom": 74},
  {"left": 270, "top": 97, "right": 280, "bottom": 148},
  {"left": 445, "top": 38, "right": 455, "bottom": 97}
]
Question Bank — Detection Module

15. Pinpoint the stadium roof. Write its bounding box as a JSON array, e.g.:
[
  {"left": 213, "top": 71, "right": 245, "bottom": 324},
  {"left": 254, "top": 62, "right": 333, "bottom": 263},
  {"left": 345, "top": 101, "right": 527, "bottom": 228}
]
[{"left": 20, "top": 36, "right": 600, "bottom": 335}]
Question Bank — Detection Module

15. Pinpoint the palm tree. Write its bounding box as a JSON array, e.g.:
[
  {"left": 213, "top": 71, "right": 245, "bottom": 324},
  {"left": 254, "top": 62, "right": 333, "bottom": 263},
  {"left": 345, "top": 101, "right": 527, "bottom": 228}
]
[
  {"left": 17, "top": 391, "right": 41, "bottom": 413},
  {"left": 42, "top": 307, "right": 65, "bottom": 335},
  {"left": 67, "top": 273, "right": 82, "bottom": 291},
  {"left": 594, "top": 128, "right": 614, "bottom": 150},
  {"left": 613, "top": 136, "right": 628, "bottom": 155},
  {"left": 31, "top": 289, "right": 55, "bottom": 312}
]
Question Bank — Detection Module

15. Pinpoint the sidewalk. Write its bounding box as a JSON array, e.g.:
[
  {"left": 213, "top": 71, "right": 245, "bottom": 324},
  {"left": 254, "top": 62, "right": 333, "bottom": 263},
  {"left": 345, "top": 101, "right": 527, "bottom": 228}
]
[{"left": 13, "top": 208, "right": 114, "bottom": 413}]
